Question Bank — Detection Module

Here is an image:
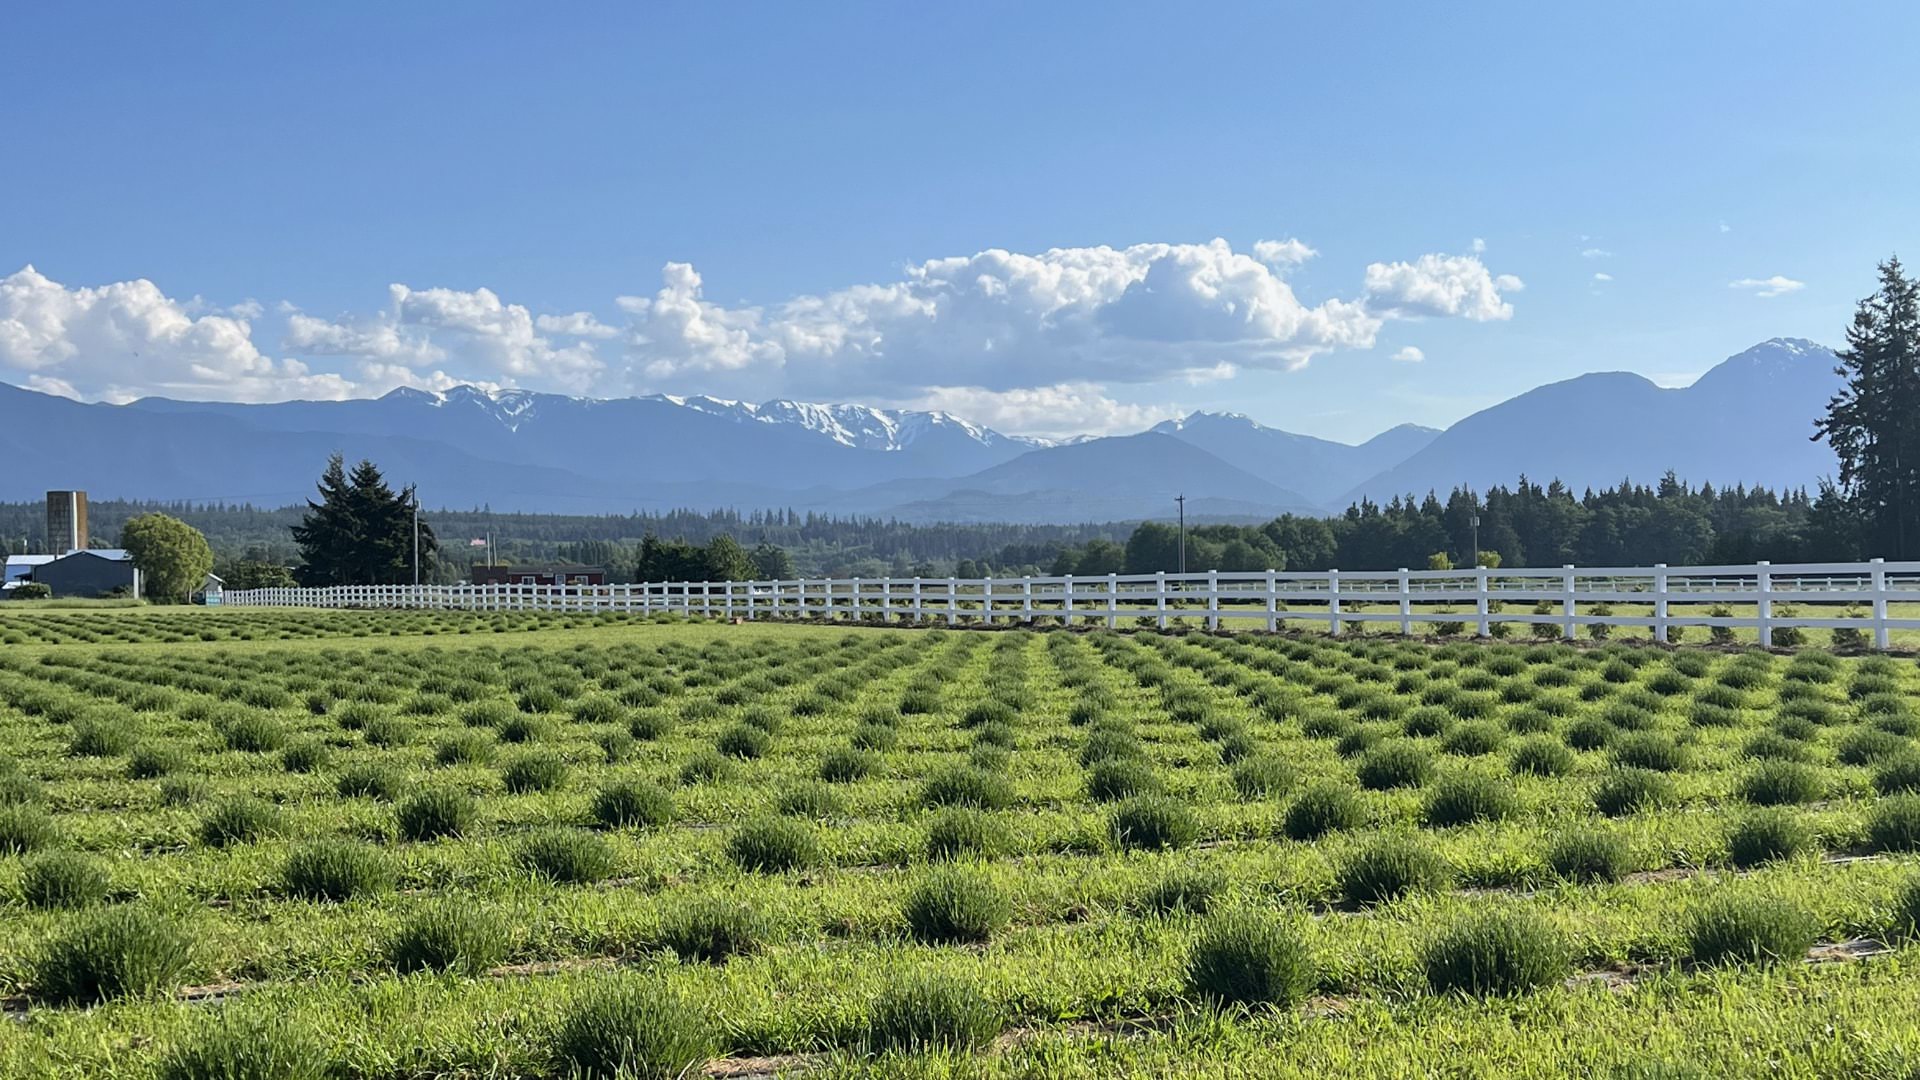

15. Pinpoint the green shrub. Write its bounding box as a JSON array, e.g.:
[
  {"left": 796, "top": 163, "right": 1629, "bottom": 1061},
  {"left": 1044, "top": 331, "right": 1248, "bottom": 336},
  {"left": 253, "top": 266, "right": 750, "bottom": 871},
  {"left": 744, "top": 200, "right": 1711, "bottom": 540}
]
[
  {"left": 864, "top": 971, "right": 1002, "bottom": 1053},
  {"left": 1873, "top": 753, "right": 1920, "bottom": 796},
  {"left": 396, "top": 788, "right": 477, "bottom": 841},
  {"left": 628, "top": 711, "right": 672, "bottom": 741},
  {"left": 1337, "top": 833, "right": 1450, "bottom": 906},
  {"left": 1421, "top": 908, "right": 1569, "bottom": 996},
  {"left": 157, "top": 1012, "right": 328, "bottom": 1080},
  {"left": 659, "top": 897, "right": 767, "bottom": 963},
  {"left": 850, "top": 722, "right": 898, "bottom": 752},
  {"left": 1612, "top": 732, "right": 1689, "bottom": 773},
  {"left": 217, "top": 712, "right": 285, "bottom": 753},
  {"left": 1230, "top": 755, "right": 1295, "bottom": 800},
  {"left": 776, "top": 781, "right": 841, "bottom": 819},
  {"left": 1592, "top": 767, "right": 1677, "bottom": 817},
  {"left": 386, "top": 903, "right": 509, "bottom": 975},
  {"left": 1185, "top": 909, "right": 1315, "bottom": 1008},
  {"left": 34, "top": 905, "right": 192, "bottom": 1003},
  {"left": 925, "top": 808, "right": 1011, "bottom": 861},
  {"left": 197, "top": 798, "right": 280, "bottom": 847},
  {"left": 517, "top": 828, "right": 617, "bottom": 884},
  {"left": 716, "top": 723, "right": 770, "bottom": 759},
  {"left": 1110, "top": 794, "right": 1200, "bottom": 850},
  {"left": 1685, "top": 892, "right": 1818, "bottom": 968},
  {"left": 1356, "top": 742, "right": 1434, "bottom": 791},
  {"left": 726, "top": 817, "right": 820, "bottom": 872},
  {"left": 592, "top": 780, "right": 673, "bottom": 830},
  {"left": 903, "top": 865, "right": 1011, "bottom": 943},
  {"left": 496, "top": 715, "right": 550, "bottom": 745},
  {"left": 0, "top": 804, "right": 58, "bottom": 854},
  {"left": 1138, "top": 866, "right": 1226, "bottom": 915},
  {"left": 1838, "top": 727, "right": 1909, "bottom": 766},
  {"left": 279, "top": 839, "right": 392, "bottom": 902},
  {"left": 19, "top": 851, "right": 108, "bottom": 909},
  {"left": 1892, "top": 877, "right": 1920, "bottom": 940},
  {"left": 1739, "top": 760, "right": 1826, "bottom": 806},
  {"left": 278, "top": 739, "right": 331, "bottom": 774},
  {"left": 1742, "top": 731, "right": 1812, "bottom": 763},
  {"left": 1726, "top": 809, "right": 1815, "bottom": 869},
  {"left": 434, "top": 731, "right": 495, "bottom": 767},
  {"left": 159, "top": 776, "right": 208, "bottom": 807},
  {"left": 1509, "top": 737, "right": 1576, "bottom": 777},
  {"left": 1564, "top": 717, "right": 1618, "bottom": 751},
  {"left": 921, "top": 765, "right": 1014, "bottom": 810},
  {"left": 1546, "top": 827, "right": 1632, "bottom": 883},
  {"left": 819, "top": 747, "right": 878, "bottom": 783},
  {"left": 360, "top": 715, "right": 413, "bottom": 748},
  {"left": 1441, "top": 721, "right": 1506, "bottom": 756},
  {"left": 1080, "top": 729, "right": 1145, "bottom": 766},
  {"left": 1086, "top": 758, "right": 1162, "bottom": 802},
  {"left": 1283, "top": 782, "right": 1366, "bottom": 840},
  {"left": 549, "top": 979, "right": 716, "bottom": 1080},
  {"left": 1868, "top": 794, "right": 1920, "bottom": 852},
  {"left": 127, "top": 744, "right": 187, "bottom": 779},
  {"left": 1422, "top": 772, "right": 1518, "bottom": 827},
  {"left": 677, "top": 750, "right": 731, "bottom": 785},
  {"left": 501, "top": 751, "right": 569, "bottom": 794},
  {"left": 335, "top": 762, "right": 404, "bottom": 801}
]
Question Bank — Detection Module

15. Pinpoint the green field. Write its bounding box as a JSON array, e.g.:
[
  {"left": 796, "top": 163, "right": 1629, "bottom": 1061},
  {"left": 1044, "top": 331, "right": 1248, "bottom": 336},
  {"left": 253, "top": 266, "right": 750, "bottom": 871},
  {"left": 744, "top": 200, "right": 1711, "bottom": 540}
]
[{"left": 3, "top": 607, "right": 1920, "bottom": 1078}]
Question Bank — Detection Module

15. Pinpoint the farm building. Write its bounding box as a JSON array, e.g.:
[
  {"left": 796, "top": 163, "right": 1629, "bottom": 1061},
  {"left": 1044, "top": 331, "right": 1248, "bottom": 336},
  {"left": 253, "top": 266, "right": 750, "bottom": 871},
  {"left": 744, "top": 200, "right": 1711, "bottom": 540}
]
[
  {"left": 2, "top": 554, "right": 57, "bottom": 597},
  {"left": 29, "top": 549, "right": 142, "bottom": 599},
  {"left": 469, "top": 563, "right": 607, "bottom": 587}
]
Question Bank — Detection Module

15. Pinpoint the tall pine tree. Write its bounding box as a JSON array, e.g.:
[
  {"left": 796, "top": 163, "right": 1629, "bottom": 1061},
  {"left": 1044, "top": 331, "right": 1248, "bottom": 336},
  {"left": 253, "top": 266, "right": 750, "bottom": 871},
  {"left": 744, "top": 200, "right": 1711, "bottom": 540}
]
[
  {"left": 1815, "top": 258, "right": 1920, "bottom": 559},
  {"left": 291, "top": 456, "right": 437, "bottom": 585}
]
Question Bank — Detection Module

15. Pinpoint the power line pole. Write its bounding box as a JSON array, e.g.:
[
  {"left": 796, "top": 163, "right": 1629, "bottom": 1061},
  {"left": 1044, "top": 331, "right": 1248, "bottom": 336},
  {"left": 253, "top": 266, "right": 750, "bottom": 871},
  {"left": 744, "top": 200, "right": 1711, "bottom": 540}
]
[
  {"left": 1470, "top": 513, "right": 1480, "bottom": 569},
  {"left": 1175, "top": 494, "right": 1187, "bottom": 576},
  {"left": 412, "top": 494, "right": 421, "bottom": 588}
]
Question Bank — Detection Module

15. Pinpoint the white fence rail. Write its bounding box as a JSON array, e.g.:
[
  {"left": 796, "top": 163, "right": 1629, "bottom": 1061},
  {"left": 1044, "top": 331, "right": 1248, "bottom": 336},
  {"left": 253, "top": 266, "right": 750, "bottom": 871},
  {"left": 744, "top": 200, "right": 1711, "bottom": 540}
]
[{"left": 224, "top": 559, "right": 1920, "bottom": 649}]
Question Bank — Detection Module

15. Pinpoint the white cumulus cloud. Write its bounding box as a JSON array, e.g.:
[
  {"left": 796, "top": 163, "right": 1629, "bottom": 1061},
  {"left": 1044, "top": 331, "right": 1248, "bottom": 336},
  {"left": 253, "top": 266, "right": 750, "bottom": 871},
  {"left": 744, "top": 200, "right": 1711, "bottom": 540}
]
[
  {"left": 1390, "top": 346, "right": 1425, "bottom": 362},
  {"left": 1729, "top": 275, "right": 1804, "bottom": 298},
  {"left": 1362, "top": 254, "right": 1522, "bottom": 321},
  {"left": 0, "top": 265, "right": 353, "bottom": 403},
  {"left": 1252, "top": 238, "right": 1318, "bottom": 269}
]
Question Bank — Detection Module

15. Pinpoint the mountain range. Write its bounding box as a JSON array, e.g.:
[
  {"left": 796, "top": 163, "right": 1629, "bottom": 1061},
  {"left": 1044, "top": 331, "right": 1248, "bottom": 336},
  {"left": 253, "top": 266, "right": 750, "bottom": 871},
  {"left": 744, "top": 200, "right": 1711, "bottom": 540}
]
[{"left": 0, "top": 338, "right": 1841, "bottom": 523}]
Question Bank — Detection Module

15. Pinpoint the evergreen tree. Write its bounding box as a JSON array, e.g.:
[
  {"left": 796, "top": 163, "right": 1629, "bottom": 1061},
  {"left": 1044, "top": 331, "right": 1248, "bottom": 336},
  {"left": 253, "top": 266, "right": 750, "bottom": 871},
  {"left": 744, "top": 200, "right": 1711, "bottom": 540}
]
[
  {"left": 1815, "top": 258, "right": 1920, "bottom": 559},
  {"left": 749, "top": 541, "right": 795, "bottom": 579},
  {"left": 291, "top": 456, "right": 436, "bottom": 585}
]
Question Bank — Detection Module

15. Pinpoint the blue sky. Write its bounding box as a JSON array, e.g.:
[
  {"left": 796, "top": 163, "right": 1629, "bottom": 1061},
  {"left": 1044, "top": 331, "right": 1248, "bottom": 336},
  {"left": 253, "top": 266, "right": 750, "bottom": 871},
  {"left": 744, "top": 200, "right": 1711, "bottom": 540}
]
[{"left": 2, "top": 3, "right": 1914, "bottom": 442}]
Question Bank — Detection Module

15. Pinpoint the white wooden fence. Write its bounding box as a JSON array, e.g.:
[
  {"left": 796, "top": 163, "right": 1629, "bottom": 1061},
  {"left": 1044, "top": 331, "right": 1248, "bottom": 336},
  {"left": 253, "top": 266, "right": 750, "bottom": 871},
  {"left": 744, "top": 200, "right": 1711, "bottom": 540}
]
[{"left": 224, "top": 559, "right": 1920, "bottom": 649}]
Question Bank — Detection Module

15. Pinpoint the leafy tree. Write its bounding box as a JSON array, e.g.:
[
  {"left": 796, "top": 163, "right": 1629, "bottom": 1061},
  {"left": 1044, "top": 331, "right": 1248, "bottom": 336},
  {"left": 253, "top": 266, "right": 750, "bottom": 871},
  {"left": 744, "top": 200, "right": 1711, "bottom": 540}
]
[
  {"left": 703, "top": 535, "right": 754, "bottom": 581},
  {"left": 291, "top": 456, "right": 436, "bottom": 585},
  {"left": 220, "top": 561, "right": 298, "bottom": 590},
  {"left": 119, "top": 513, "right": 214, "bottom": 603},
  {"left": 1815, "top": 258, "right": 1920, "bottom": 559},
  {"left": 749, "top": 541, "right": 795, "bottom": 580},
  {"left": 1427, "top": 552, "right": 1454, "bottom": 571}
]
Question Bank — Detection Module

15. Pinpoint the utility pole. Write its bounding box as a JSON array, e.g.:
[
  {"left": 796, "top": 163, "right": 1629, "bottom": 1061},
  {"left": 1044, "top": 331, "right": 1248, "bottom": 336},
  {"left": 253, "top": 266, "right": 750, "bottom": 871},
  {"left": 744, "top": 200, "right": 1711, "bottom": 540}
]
[
  {"left": 412, "top": 494, "right": 421, "bottom": 587},
  {"left": 1470, "top": 514, "right": 1481, "bottom": 569},
  {"left": 1175, "top": 494, "right": 1187, "bottom": 576}
]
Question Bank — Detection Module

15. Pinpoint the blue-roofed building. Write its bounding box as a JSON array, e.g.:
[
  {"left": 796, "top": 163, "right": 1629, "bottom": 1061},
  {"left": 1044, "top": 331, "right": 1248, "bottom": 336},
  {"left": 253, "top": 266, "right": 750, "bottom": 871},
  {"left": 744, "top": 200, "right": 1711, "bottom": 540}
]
[
  {"left": 3, "top": 554, "right": 57, "bottom": 596},
  {"left": 26, "top": 549, "right": 141, "bottom": 600}
]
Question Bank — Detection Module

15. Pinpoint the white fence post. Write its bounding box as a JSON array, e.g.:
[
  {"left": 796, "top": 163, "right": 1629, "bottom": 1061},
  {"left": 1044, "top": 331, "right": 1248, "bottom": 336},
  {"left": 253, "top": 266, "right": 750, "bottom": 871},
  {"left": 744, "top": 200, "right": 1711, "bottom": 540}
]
[
  {"left": 911, "top": 577, "right": 923, "bottom": 624},
  {"left": 1022, "top": 576, "right": 1034, "bottom": 623},
  {"left": 1063, "top": 575, "right": 1075, "bottom": 625},
  {"left": 1328, "top": 569, "right": 1342, "bottom": 636},
  {"left": 1561, "top": 565, "right": 1576, "bottom": 641},
  {"left": 881, "top": 578, "right": 893, "bottom": 623},
  {"left": 1474, "top": 566, "right": 1490, "bottom": 638},
  {"left": 1155, "top": 571, "right": 1168, "bottom": 630},
  {"left": 1756, "top": 561, "right": 1773, "bottom": 647},
  {"left": 945, "top": 577, "right": 958, "bottom": 627},
  {"left": 1872, "top": 557, "right": 1890, "bottom": 650},
  {"left": 1653, "top": 564, "right": 1669, "bottom": 644},
  {"left": 1106, "top": 573, "right": 1119, "bottom": 629},
  {"left": 981, "top": 576, "right": 993, "bottom": 626},
  {"left": 1206, "top": 569, "right": 1220, "bottom": 630},
  {"left": 1398, "top": 568, "right": 1412, "bottom": 636},
  {"left": 1265, "top": 569, "right": 1279, "bottom": 632}
]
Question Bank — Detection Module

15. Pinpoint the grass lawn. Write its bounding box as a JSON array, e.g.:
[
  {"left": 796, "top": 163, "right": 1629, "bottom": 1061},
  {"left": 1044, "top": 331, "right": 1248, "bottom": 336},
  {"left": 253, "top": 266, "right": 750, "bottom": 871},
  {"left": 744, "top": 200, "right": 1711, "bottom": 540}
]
[{"left": 0, "top": 606, "right": 1918, "bottom": 1077}]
